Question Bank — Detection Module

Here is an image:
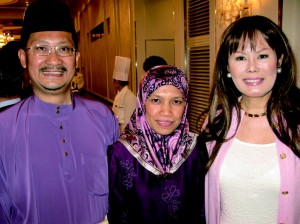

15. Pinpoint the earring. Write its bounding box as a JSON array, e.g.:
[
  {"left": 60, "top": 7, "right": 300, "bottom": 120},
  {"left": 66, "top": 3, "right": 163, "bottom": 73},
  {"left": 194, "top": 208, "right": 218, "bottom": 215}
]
[
  {"left": 277, "top": 68, "right": 282, "bottom": 74},
  {"left": 227, "top": 73, "right": 232, "bottom": 78}
]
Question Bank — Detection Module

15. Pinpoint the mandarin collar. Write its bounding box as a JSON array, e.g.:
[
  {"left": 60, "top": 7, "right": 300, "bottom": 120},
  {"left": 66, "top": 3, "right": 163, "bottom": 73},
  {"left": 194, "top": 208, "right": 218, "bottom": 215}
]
[{"left": 31, "top": 94, "right": 75, "bottom": 116}]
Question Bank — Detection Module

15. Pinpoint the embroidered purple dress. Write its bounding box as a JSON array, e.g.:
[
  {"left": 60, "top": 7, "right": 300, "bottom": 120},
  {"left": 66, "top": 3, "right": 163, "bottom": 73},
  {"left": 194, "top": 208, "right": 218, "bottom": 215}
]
[{"left": 107, "top": 66, "right": 207, "bottom": 224}]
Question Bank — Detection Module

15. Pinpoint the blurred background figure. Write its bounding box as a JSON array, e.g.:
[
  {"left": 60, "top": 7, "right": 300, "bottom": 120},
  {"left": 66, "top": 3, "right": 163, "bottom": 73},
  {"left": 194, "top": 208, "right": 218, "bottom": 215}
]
[
  {"left": 71, "top": 67, "right": 85, "bottom": 94},
  {"left": 143, "top": 55, "right": 168, "bottom": 72},
  {"left": 0, "top": 41, "right": 24, "bottom": 111},
  {"left": 112, "top": 56, "right": 136, "bottom": 132}
]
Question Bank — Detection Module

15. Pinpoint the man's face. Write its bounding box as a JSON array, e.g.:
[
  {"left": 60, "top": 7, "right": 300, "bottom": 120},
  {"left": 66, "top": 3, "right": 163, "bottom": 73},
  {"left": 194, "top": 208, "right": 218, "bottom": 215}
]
[
  {"left": 19, "top": 31, "right": 80, "bottom": 101},
  {"left": 113, "top": 79, "right": 120, "bottom": 92}
]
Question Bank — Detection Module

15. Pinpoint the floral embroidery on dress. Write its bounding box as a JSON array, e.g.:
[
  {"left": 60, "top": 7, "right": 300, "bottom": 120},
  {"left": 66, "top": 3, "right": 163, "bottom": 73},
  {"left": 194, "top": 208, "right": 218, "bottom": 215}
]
[
  {"left": 120, "top": 210, "right": 128, "bottom": 224},
  {"left": 161, "top": 185, "right": 181, "bottom": 217},
  {"left": 120, "top": 160, "right": 136, "bottom": 190}
]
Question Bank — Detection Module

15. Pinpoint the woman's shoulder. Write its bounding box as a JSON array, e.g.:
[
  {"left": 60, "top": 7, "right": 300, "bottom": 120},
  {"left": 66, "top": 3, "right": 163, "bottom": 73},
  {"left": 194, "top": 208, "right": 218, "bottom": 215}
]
[
  {"left": 195, "top": 133, "right": 208, "bottom": 148},
  {"left": 108, "top": 140, "right": 132, "bottom": 159},
  {"left": 193, "top": 133, "right": 209, "bottom": 158}
]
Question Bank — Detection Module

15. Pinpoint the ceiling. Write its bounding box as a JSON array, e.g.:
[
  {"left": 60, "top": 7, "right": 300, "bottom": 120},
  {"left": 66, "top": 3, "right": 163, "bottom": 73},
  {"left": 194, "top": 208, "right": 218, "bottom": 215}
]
[
  {"left": 0, "top": 0, "right": 73, "bottom": 43},
  {"left": 0, "top": 0, "right": 30, "bottom": 41}
]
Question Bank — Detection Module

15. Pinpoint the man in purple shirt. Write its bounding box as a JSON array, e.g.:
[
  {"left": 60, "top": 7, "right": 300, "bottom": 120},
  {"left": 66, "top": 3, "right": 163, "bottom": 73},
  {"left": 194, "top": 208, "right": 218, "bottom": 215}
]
[{"left": 0, "top": 0, "right": 119, "bottom": 223}]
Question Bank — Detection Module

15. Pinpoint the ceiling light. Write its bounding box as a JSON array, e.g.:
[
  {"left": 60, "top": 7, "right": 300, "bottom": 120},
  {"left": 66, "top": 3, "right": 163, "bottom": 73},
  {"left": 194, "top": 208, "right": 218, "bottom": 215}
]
[{"left": 0, "top": 32, "right": 14, "bottom": 48}]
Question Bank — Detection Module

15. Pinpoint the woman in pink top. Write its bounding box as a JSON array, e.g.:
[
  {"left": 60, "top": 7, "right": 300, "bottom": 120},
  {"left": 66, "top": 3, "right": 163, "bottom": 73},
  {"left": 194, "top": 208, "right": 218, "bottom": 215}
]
[{"left": 200, "top": 15, "right": 300, "bottom": 223}]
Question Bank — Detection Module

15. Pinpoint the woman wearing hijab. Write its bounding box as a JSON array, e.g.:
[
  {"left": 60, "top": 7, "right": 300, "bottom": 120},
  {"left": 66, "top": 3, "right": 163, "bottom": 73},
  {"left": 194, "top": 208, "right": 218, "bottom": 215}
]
[{"left": 107, "top": 65, "right": 207, "bottom": 224}]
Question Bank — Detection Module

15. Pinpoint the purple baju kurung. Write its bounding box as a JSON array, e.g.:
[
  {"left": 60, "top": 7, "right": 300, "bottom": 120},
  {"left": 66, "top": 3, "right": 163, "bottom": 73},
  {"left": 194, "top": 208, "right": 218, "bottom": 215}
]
[
  {"left": 108, "top": 138, "right": 207, "bottom": 224},
  {"left": 107, "top": 66, "right": 208, "bottom": 224}
]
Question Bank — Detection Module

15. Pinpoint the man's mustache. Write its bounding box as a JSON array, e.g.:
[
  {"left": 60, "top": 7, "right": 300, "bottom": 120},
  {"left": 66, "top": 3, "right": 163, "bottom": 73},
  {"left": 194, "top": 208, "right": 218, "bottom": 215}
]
[{"left": 40, "top": 66, "right": 67, "bottom": 72}]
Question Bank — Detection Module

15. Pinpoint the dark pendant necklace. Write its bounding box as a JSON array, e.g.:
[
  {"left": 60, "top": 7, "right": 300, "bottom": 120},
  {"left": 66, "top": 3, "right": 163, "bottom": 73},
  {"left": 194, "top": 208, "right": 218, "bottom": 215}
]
[
  {"left": 244, "top": 111, "right": 266, "bottom": 118},
  {"left": 239, "top": 102, "right": 266, "bottom": 118}
]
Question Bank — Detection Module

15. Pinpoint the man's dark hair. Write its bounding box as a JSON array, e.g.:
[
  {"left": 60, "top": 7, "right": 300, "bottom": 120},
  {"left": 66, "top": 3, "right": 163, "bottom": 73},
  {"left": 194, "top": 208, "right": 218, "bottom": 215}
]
[
  {"left": 115, "top": 80, "right": 129, "bottom": 87},
  {"left": 0, "top": 41, "right": 23, "bottom": 97},
  {"left": 143, "top": 56, "right": 168, "bottom": 72}
]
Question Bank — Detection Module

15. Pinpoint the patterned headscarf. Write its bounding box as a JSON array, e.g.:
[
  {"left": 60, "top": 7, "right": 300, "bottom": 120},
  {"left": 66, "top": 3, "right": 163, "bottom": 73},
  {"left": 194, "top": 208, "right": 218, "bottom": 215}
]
[{"left": 119, "top": 65, "right": 197, "bottom": 175}]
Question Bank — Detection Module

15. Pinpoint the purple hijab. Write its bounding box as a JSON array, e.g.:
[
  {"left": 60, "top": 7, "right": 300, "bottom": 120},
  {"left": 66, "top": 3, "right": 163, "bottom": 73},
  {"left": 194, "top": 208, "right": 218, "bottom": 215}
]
[{"left": 119, "top": 65, "right": 196, "bottom": 175}]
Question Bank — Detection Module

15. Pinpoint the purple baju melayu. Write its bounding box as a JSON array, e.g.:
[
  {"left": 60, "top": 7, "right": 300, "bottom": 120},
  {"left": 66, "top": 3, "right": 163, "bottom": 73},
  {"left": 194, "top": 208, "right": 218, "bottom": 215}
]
[{"left": 0, "top": 94, "right": 119, "bottom": 224}]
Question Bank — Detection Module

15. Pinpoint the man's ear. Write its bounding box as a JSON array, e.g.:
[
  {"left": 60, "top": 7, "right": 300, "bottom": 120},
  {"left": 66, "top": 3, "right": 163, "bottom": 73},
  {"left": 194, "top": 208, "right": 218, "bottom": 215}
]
[
  {"left": 18, "top": 49, "right": 27, "bottom": 69},
  {"left": 75, "top": 51, "right": 80, "bottom": 68}
]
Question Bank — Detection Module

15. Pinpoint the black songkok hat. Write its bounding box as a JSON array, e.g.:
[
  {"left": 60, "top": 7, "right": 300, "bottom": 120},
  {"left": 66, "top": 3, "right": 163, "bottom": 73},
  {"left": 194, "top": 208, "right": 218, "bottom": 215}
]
[{"left": 21, "top": 0, "right": 78, "bottom": 49}]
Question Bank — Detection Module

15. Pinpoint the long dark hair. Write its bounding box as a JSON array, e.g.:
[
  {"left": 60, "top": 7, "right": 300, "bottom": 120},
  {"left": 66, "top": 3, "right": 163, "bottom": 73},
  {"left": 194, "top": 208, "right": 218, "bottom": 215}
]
[{"left": 200, "top": 15, "right": 300, "bottom": 171}]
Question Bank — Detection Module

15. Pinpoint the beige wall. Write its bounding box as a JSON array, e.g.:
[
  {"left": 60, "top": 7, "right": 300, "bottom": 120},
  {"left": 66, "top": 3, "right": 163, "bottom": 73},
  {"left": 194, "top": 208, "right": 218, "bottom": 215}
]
[
  {"left": 73, "top": 0, "right": 178, "bottom": 102},
  {"left": 135, "top": 0, "right": 175, "bottom": 85},
  {"left": 282, "top": 0, "right": 300, "bottom": 87},
  {"left": 74, "top": 0, "right": 131, "bottom": 103}
]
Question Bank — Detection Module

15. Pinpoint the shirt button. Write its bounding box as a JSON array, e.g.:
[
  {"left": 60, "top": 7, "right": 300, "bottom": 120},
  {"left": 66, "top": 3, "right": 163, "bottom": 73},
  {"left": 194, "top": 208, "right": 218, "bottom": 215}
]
[
  {"left": 59, "top": 125, "right": 63, "bottom": 130},
  {"left": 62, "top": 139, "right": 66, "bottom": 143},
  {"left": 280, "top": 153, "right": 286, "bottom": 159},
  {"left": 64, "top": 152, "right": 69, "bottom": 156},
  {"left": 282, "top": 191, "right": 289, "bottom": 195}
]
